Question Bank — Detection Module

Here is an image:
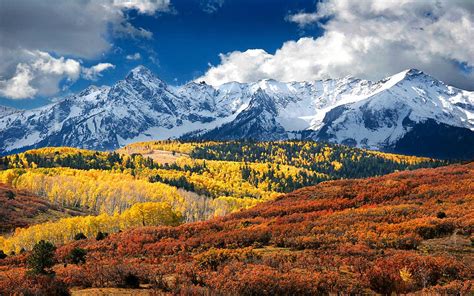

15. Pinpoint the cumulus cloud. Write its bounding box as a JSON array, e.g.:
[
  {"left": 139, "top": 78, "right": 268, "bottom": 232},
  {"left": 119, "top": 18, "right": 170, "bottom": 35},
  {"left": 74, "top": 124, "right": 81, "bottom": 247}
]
[
  {"left": 82, "top": 63, "right": 116, "bottom": 81},
  {"left": 285, "top": 12, "right": 318, "bottom": 28},
  {"left": 0, "top": 65, "right": 37, "bottom": 99},
  {"left": 0, "top": 0, "right": 170, "bottom": 99},
  {"left": 126, "top": 53, "right": 142, "bottom": 60},
  {"left": 0, "top": 51, "right": 81, "bottom": 99},
  {"left": 199, "top": 0, "right": 474, "bottom": 90}
]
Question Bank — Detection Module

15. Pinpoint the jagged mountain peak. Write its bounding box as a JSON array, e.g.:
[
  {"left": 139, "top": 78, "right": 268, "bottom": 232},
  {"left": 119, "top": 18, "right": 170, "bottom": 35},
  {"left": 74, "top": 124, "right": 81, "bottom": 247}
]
[
  {"left": 400, "top": 68, "right": 440, "bottom": 83},
  {"left": 0, "top": 68, "right": 473, "bottom": 159},
  {"left": 125, "top": 65, "right": 166, "bottom": 87},
  {"left": 61, "top": 84, "right": 111, "bottom": 106},
  {"left": 127, "top": 65, "right": 154, "bottom": 76},
  {"left": 250, "top": 89, "right": 278, "bottom": 115},
  {"left": 182, "top": 80, "right": 215, "bottom": 91},
  {"left": 404, "top": 68, "right": 424, "bottom": 76},
  {"left": 78, "top": 84, "right": 100, "bottom": 94},
  {"left": 76, "top": 85, "right": 109, "bottom": 97},
  {"left": 379, "top": 68, "right": 439, "bottom": 88}
]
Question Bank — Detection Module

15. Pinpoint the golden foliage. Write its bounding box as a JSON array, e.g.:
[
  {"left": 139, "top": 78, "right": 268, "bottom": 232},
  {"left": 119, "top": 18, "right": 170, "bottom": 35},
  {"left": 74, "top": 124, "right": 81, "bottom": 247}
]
[{"left": 0, "top": 202, "right": 181, "bottom": 253}]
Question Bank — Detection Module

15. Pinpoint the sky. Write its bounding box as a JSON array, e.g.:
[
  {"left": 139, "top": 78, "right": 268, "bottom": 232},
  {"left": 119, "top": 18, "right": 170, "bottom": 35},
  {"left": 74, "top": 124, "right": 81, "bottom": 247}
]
[{"left": 0, "top": 0, "right": 473, "bottom": 109}]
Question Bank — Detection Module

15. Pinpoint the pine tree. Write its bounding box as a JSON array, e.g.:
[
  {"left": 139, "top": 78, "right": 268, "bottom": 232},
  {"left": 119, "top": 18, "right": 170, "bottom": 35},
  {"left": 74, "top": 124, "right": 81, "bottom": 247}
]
[
  {"left": 67, "top": 247, "right": 87, "bottom": 265},
  {"left": 27, "top": 240, "right": 57, "bottom": 275}
]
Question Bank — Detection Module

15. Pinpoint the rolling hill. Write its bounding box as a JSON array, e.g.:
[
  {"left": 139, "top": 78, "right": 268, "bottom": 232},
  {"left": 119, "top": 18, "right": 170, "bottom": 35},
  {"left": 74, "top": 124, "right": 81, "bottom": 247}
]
[
  {"left": 0, "top": 183, "right": 87, "bottom": 236},
  {"left": 0, "top": 161, "right": 472, "bottom": 295},
  {"left": 0, "top": 141, "right": 446, "bottom": 253}
]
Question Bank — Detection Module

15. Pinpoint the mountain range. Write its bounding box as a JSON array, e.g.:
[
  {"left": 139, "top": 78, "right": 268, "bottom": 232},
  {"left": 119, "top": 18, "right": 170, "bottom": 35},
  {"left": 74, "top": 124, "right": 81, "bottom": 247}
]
[{"left": 1, "top": 66, "right": 473, "bottom": 159}]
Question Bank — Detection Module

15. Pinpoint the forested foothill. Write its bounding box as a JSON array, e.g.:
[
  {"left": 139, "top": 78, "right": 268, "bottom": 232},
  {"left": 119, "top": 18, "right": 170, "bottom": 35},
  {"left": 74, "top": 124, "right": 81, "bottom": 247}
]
[{"left": 0, "top": 161, "right": 471, "bottom": 294}]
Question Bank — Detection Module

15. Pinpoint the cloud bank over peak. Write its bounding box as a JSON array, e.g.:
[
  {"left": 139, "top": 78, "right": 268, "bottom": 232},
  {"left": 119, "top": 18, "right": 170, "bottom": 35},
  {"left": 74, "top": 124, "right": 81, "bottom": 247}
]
[{"left": 199, "top": 0, "right": 474, "bottom": 90}]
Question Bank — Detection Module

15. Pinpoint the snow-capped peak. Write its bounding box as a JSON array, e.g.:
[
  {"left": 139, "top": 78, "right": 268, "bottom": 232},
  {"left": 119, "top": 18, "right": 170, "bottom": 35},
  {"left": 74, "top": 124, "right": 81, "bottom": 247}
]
[
  {"left": 0, "top": 67, "right": 472, "bottom": 159},
  {"left": 125, "top": 65, "right": 166, "bottom": 86},
  {"left": 404, "top": 68, "right": 424, "bottom": 76},
  {"left": 127, "top": 65, "right": 154, "bottom": 77},
  {"left": 382, "top": 68, "right": 437, "bottom": 86}
]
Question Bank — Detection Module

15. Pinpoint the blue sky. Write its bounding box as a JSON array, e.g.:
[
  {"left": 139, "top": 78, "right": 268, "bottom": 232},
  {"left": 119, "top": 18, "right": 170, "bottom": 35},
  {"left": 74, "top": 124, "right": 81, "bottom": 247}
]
[
  {"left": 0, "top": 0, "right": 321, "bottom": 109},
  {"left": 87, "top": 0, "right": 323, "bottom": 87},
  {"left": 121, "top": 0, "right": 320, "bottom": 84},
  {"left": 0, "top": 0, "right": 472, "bottom": 109}
]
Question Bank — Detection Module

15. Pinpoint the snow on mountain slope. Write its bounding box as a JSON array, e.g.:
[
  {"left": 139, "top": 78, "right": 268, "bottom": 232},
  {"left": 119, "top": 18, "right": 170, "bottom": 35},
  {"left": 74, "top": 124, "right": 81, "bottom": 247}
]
[
  {"left": 315, "top": 69, "right": 474, "bottom": 150},
  {"left": 0, "top": 66, "right": 242, "bottom": 154},
  {"left": 198, "top": 89, "right": 288, "bottom": 141},
  {"left": 0, "top": 66, "right": 473, "bottom": 158},
  {"left": 0, "top": 106, "right": 18, "bottom": 117},
  {"left": 196, "top": 69, "right": 474, "bottom": 158},
  {"left": 206, "top": 77, "right": 382, "bottom": 133}
]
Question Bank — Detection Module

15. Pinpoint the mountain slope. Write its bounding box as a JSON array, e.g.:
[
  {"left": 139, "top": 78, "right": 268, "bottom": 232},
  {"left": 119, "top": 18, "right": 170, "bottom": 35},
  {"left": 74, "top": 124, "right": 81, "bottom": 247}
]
[
  {"left": 191, "top": 70, "right": 474, "bottom": 159},
  {"left": 0, "top": 183, "right": 87, "bottom": 235},
  {"left": 200, "top": 70, "right": 474, "bottom": 159},
  {"left": 1, "top": 162, "right": 472, "bottom": 294},
  {"left": 198, "top": 89, "right": 289, "bottom": 140},
  {"left": 0, "top": 106, "right": 17, "bottom": 117},
  {"left": 388, "top": 119, "right": 474, "bottom": 159},
  {"left": 1, "top": 66, "right": 473, "bottom": 158},
  {"left": 0, "top": 66, "right": 240, "bottom": 154},
  {"left": 313, "top": 70, "right": 474, "bottom": 153}
]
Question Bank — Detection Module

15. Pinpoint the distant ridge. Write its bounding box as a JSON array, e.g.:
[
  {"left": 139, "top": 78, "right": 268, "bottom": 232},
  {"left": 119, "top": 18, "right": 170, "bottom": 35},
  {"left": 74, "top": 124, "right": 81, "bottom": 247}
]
[{"left": 0, "top": 66, "right": 473, "bottom": 159}]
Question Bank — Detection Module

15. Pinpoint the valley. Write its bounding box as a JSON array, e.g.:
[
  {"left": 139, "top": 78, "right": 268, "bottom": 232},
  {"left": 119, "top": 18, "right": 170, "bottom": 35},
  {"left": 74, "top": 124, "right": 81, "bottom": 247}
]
[{"left": 0, "top": 67, "right": 471, "bottom": 294}]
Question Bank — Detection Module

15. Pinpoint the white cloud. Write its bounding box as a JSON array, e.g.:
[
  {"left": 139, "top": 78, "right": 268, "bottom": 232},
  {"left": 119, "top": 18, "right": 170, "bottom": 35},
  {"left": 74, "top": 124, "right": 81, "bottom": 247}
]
[
  {"left": 0, "top": 64, "right": 37, "bottom": 99},
  {"left": 114, "top": 22, "right": 154, "bottom": 40},
  {"left": 82, "top": 63, "right": 116, "bottom": 81},
  {"left": 200, "top": 50, "right": 272, "bottom": 85},
  {"left": 286, "top": 12, "right": 318, "bottom": 28},
  {"left": 31, "top": 51, "right": 81, "bottom": 80},
  {"left": 199, "top": 0, "right": 474, "bottom": 90},
  {"left": 0, "top": 0, "right": 171, "bottom": 99},
  {"left": 126, "top": 53, "right": 142, "bottom": 60},
  {"left": 0, "top": 51, "right": 81, "bottom": 99}
]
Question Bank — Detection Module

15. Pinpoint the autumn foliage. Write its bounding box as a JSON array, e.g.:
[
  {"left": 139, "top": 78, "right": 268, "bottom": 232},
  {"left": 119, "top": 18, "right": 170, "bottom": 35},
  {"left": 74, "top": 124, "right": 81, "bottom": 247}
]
[
  {"left": 0, "top": 183, "right": 86, "bottom": 235},
  {"left": 0, "top": 162, "right": 472, "bottom": 294},
  {"left": 0, "top": 141, "right": 447, "bottom": 254}
]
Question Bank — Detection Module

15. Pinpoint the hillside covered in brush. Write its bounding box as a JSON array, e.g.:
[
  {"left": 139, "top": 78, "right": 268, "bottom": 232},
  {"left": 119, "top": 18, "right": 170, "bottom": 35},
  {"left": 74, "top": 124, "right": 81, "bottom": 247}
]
[
  {"left": 0, "top": 162, "right": 472, "bottom": 295},
  {"left": 0, "top": 184, "right": 87, "bottom": 235},
  {"left": 0, "top": 141, "right": 445, "bottom": 253}
]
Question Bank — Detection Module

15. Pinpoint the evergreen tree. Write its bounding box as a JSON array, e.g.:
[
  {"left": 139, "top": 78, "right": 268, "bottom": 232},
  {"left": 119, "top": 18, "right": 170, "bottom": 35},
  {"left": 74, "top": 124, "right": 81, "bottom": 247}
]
[
  {"left": 74, "top": 233, "right": 87, "bottom": 240},
  {"left": 96, "top": 231, "right": 108, "bottom": 241},
  {"left": 27, "top": 240, "right": 57, "bottom": 275},
  {"left": 67, "top": 247, "right": 87, "bottom": 265}
]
